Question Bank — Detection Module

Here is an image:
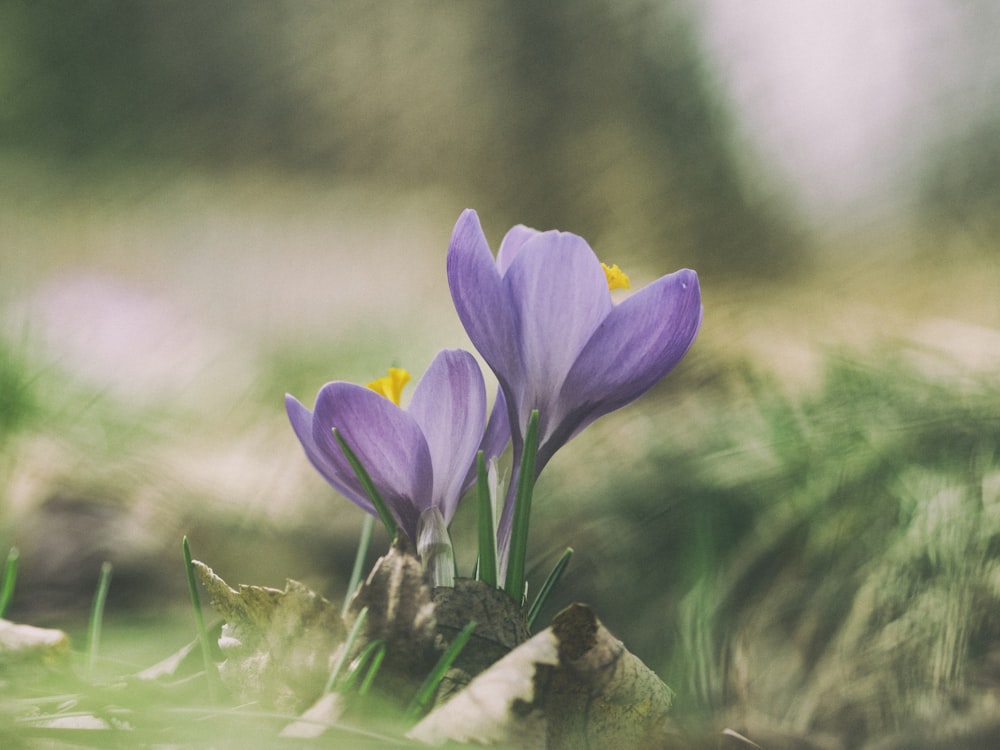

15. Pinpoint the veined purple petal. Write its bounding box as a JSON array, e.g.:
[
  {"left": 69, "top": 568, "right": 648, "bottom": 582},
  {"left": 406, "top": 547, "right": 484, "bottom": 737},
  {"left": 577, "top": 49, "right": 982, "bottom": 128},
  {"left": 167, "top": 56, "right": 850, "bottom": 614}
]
[
  {"left": 312, "top": 382, "right": 433, "bottom": 541},
  {"left": 503, "top": 231, "right": 612, "bottom": 443},
  {"left": 545, "top": 268, "right": 702, "bottom": 467},
  {"left": 408, "top": 349, "right": 486, "bottom": 523},
  {"left": 285, "top": 394, "right": 374, "bottom": 514},
  {"left": 496, "top": 224, "right": 540, "bottom": 276},
  {"left": 479, "top": 386, "right": 511, "bottom": 464},
  {"left": 460, "top": 386, "right": 512, "bottom": 494},
  {"left": 447, "top": 210, "right": 523, "bottom": 399}
]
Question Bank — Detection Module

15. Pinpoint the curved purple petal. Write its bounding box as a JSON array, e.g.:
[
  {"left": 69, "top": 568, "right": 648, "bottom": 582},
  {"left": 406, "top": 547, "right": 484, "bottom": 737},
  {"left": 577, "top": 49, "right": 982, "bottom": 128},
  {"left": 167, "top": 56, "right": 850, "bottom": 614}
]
[
  {"left": 407, "top": 349, "right": 486, "bottom": 522},
  {"left": 460, "top": 386, "right": 512, "bottom": 494},
  {"left": 479, "top": 386, "right": 511, "bottom": 463},
  {"left": 496, "top": 224, "right": 540, "bottom": 276},
  {"left": 503, "top": 231, "right": 612, "bottom": 443},
  {"left": 543, "top": 268, "right": 702, "bottom": 467},
  {"left": 312, "top": 382, "right": 433, "bottom": 540},
  {"left": 286, "top": 394, "right": 374, "bottom": 514},
  {"left": 447, "top": 210, "right": 524, "bottom": 397}
]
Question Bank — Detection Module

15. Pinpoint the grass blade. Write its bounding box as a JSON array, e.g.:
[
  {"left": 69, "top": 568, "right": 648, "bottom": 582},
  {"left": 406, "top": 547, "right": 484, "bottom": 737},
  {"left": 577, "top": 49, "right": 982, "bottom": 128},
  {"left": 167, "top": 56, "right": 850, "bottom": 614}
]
[
  {"left": 505, "top": 409, "right": 540, "bottom": 601},
  {"left": 86, "top": 561, "right": 113, "bottom": 677},
  {"left": 0, "top": 546, "right": 19, "bottom": 618},
  {"left": 333, "top": 428, "right": 399, "bottom": 540},
  {"left": 406, "top": 619, "right": 477, "bottom": 721},
  {"left": 527, "top": 547, "right": 573, "bottom": 629},
  {"left": 183, "top": 536, "right": 220, "bottom": 700},
  {"left": 475, "top": 451, "right": 498, "bottom": 587},
  {"left": 342, "top": 514, "right": 376, "bottom": 618},
  {"left": 325, "top": 605, "right": 369, "bottom": 694},
  {"left": 341, "top": 639, "right": 386, "bottom": 695}
]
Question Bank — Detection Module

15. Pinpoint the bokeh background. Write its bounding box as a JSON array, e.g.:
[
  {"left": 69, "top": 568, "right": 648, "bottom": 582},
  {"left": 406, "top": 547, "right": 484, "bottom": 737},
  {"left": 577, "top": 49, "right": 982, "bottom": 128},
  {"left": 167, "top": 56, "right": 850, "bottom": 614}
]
[{"left": 2, "top": 2, "right": 1000, "bottom": 746}]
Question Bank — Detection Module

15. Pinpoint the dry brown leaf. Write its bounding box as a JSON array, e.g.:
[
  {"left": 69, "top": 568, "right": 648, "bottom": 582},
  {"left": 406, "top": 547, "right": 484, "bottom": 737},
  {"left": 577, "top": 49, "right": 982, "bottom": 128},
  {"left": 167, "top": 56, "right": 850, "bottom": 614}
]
[
  {"left": 432, "top": 577, "right": 530, "bottom": 702},
  {"left": 409, "top": 603, "right": 675, "bottom": 750},
  {"left": 408, "top": 623, "right": 556, "bottom": 748},
  {"left": 345, "top": 535, "right": 441, "bottom": 698},
  {"left": 193, "top": 560, "right": 346, "bottom": 712}
]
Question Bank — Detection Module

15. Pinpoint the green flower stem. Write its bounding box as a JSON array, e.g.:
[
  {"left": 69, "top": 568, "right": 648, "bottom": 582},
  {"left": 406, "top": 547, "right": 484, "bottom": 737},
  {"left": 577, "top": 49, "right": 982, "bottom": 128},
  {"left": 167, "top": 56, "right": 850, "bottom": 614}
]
[
  {"left": 86, "top": 561, "right": 113, "bottom": 677},
  {"left": 527, "top": 547, "right": 573, "bottom": 629},
  {"left": 183, "top": 536, "right": 220, "bottom": 701},
  {"left": 333, "top": 428, "right": 399, "bottom": 540},
  {"left": 475, "top": 451, "right": 498, "bottom": 587},
  {"left": 505, "top": 409, "right": 540, "bottom": 601},
  {"left": 0, "top": 547, "right": 19, "bottom": 618},
  {"left": 406, "top": 619, "right": 477, "bottom": 720},
  {"left": 342, "top": 515, "right": 375, "bottom": 618}
]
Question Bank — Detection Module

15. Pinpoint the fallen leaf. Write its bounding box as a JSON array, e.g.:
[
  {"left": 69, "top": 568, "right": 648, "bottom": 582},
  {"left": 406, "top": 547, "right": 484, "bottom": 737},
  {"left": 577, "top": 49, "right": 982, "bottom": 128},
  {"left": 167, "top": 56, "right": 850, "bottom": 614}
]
[
  {"left": 431, "top": 577, "right": 530, "bottom": 702},
  {"left": 345, "top": 535, "right": 440, "bottom": 696},
  {"left": 193, "top": 560, "right": 346, "bottom": 712},
  {"left": 547, "top": 603, "right": 675, "bottom": 749},
  {"left": 408, "top": 623, "right": 556, "bottom": 748},
  {"left": 409, "top": 603, "right": 675, "bottom": 750}
]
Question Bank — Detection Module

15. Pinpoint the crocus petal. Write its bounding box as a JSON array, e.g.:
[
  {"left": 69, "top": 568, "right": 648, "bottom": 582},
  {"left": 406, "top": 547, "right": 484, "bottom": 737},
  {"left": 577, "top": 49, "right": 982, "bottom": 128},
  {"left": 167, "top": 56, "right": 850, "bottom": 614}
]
[
  {"left": 312, "top": 382, "right": 433, "bottom": 540},
  {"left": 460, "top": 386, "right": 512, "bottom": 494},
  {"left": 447, "top": 210, "right": 523, "bottom": 398},
  {"left": 479, "top": 386, "right": 511, "bottom": 465},
  {"left": 546, "top": 268, "right": 702, "bottom": 468},
  {"left": 407, "top": 349, "right": 486, "bottom": 522},
  {"left": 503, "top": 231, "right": 612, "bottom": 442},
  {"left": 285, "top": 394, "right": 374, "bottom": 513},
  {"left": 496, "top": 224, "right": 540, "bottom": 276}
]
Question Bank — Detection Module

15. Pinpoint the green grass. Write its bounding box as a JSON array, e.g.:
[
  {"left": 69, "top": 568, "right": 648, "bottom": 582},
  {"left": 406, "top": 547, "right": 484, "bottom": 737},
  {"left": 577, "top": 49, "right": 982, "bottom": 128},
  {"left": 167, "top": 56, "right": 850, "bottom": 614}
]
[
  {"left": 524, "top": 347, "right": 1000, "bottom": 744},
  {"left": 0, "top": 336, "right": 40, "bottom": 446}
]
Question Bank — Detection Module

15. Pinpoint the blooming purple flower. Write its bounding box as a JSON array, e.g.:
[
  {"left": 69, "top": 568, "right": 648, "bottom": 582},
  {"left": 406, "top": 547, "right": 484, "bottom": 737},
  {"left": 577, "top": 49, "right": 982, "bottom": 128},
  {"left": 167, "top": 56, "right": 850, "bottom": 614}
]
[
  {"left": 447, "top": 209, "right": 703, "bottom": 554},
  {"left": 286, "top": 348, "right": 509, "bottom": 542}
]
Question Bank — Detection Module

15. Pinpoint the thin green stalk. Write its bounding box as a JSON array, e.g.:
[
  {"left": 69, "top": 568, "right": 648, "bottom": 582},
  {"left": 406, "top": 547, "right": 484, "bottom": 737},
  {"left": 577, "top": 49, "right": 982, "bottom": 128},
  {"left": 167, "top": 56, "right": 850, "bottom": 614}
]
[
  {"left": 406, "top": 619, "right": 477, "bottom": 720},
  {"left": 183, "top": 536, "right": 220, "bottom": 700},
  {"left": 333, "top": 428, "right": 399, "bottom": 540},
  {"left": 527, "top": 547, "right": 573, "bottom": 629},
  {"left": 325, "top": 606, "right": 369, "bottom": 694},
  {"left": 0, "top": 547, "right": 19, "bottom": 618},
  {"left": 86, "top": 561, "right": 113, "bottom": 677},
  {"left": 342, "top": 515, "right": 375, "bottom": 618},
  {"left": 475, "top": 451, "right": 498, "bottom": 587},
  {"left": 341, "top": 639, "right": 386, "bottom": 695},
  {"left": 355, "top": 643, "right": 385, "bottom": 696},
  {"left": 505, "top": 409, "right": 540, "bottom": 601}
]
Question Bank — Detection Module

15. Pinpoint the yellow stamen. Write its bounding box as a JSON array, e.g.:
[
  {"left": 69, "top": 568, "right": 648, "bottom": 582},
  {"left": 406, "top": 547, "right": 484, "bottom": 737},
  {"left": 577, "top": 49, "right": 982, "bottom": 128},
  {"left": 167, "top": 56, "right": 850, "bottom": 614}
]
[
  {"left": 602, "top": 262, "right": 631, "bottom": 291},
  {"left": 367, "top": 367, "right": 411, "bottom": 406}
]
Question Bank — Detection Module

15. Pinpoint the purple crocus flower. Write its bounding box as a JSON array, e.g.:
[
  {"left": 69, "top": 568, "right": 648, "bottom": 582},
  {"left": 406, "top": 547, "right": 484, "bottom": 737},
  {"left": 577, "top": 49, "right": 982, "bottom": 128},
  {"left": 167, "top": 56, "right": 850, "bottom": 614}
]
[
  {"left": 447, "top": 209, "right": 703, "bottom": 555},
  {"left": 286, "top": 348, "right": 509, "bottom": 543}
]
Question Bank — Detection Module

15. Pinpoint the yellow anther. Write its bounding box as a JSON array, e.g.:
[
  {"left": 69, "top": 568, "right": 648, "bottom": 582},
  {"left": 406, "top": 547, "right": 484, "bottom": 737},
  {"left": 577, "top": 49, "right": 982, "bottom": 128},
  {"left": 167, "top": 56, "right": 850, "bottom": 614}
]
[
  {"left": 367, "top": 367, "right": 411, "bottom": 406},
  {"left": 602, "top": 262, "right": 631, "bottom": 291}
]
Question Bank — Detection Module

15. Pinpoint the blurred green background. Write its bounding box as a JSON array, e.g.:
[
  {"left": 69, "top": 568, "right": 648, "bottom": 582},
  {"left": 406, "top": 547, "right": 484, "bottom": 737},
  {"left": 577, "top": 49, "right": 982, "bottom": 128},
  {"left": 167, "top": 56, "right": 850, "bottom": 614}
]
[{"left": 2, "top": 2, "right": 1000, "bottom": 745}]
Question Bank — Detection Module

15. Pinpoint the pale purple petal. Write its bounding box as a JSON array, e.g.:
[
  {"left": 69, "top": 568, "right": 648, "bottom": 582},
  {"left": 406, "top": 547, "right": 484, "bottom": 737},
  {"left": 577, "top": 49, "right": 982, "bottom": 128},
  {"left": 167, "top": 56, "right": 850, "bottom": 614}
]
[
  {"left": 496, "top": 224, "right": 540, "bottom": 276},
  {"left": 312, "top": 382, "right": 433, "bottom": 540},
  {"left": 503, "top": 231, "right": 612, "bottom": 442},
  {"left": 544, "top": 268, "right": 702, "bottom": 467},
  {"left": 407, "top": 349, "right": 486, "bottom": 522},
  {"left": 285, "top": 394, "right": 374, "bottom": 514},
  {"left": 460, "top": 386, "right": 512, "bottom": 494},
  {"left": 447, "top": 210, "right": 523, "bottom": 396},
  {"left": 479, "top": 386, "right": 511, "bottom": 463}
]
